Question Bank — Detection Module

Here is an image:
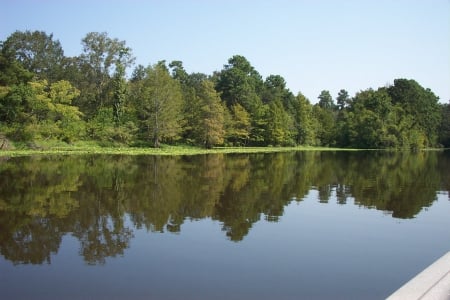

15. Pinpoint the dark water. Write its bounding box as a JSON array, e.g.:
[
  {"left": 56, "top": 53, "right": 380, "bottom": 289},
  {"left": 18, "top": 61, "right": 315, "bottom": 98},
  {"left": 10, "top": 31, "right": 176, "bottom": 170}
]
[{"left": 0, "top": 151, "right": 449, "bottom": 299}]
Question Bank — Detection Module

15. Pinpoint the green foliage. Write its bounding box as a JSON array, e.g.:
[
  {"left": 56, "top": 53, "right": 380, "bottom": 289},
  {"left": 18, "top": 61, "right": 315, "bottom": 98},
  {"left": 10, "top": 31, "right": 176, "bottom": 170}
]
[
  {"left": 439, "top": 102, "right": 450, "bottom": 147},
  {"left": 26, "top": 80, "right": 84, "bottom": 142},
  {"left": 318, "top": 90, "right": 335, "bottom": 110},
  {"left": 216, "top": 55, "right": 263, "bottom": 110},
  {"left": 215, "top": 55, "right": 267, "bottom": 144},
  {"left": 226, "top": 103, "right": 251, "bottom": 146},
  {"left": 133, "top": 63, "right": 183, "bottom": 147},
  {"left": 313, "top": 105, "right": 336, "bottom": 146},
  {"left": 0, "top": 84, "right": 33, "bottom": 125},
  {"left": 345, "top": 89, "right": 390, "bottom": 148},
  {"left": 0, "top": 52, "right": 33, "bottom": 85},
  {"left": 265, "top": 100, "right": 295, "bottom": 146},
  {"left": 86, "top": 107, "right": 115, "bottom": 143},
  {"left": 336, "top": 89, "right": 350, "bottom": 110},
  {"left": 1, "top": 79, "right": 84, "bottom": 143},
  {"left": 1, "top": 30, "right": 64, "bottom": 82},
  {"left": 74, "top": 32, "right": 134, "bottom": 117},
  {"left": 291, "top": 93, "right": 317, "bottom": 145},
  {"left": 194, "top": 80, "right": 225, "bottom": 148},
  {"left": 0, "top": 30, "right": 445, "bottom": 150},
  {"left": 112, "top": 62, "right": 127, "bottom": 126},
  {"left": 388, "top": 79, "right": 441, "bottom": 146}
]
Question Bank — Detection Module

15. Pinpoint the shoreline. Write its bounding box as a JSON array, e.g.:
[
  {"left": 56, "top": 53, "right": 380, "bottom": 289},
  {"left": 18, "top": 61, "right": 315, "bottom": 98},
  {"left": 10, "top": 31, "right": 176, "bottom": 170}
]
[{"left": 0, "top": 145, "right": 361, "bottom": 157}]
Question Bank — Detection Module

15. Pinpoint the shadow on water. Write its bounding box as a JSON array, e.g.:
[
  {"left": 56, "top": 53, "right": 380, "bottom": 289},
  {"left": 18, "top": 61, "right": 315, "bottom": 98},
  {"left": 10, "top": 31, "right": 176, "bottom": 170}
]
[{"left": 0, "top": 150, "right": 449, "bottom": 265}]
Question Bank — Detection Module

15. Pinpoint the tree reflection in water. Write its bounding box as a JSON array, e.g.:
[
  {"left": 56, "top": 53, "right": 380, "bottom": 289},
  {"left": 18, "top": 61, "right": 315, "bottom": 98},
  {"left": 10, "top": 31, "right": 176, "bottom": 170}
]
[{"left": 0, "top": 151, "right": 448, "bottom": 264}]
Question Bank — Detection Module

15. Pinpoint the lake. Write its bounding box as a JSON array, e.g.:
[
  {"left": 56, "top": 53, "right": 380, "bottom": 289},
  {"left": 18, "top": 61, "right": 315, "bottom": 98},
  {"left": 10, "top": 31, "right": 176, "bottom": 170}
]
[{"left": 0, "top": 151, "right": 449, "bottom": 299}]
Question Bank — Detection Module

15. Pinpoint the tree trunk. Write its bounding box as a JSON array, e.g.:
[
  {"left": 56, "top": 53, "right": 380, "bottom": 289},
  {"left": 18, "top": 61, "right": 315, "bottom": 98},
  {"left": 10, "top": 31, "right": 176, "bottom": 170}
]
[{"left": 154, "top": 136, "right": 160, "bottom": 148}]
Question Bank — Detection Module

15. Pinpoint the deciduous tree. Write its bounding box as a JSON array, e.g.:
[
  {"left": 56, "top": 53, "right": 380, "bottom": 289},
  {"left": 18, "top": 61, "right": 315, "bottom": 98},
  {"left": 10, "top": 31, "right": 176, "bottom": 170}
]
[
  {"left": 135, "top": 63, "right": 183, "bottom": 147},
  {"left": 1, "top": 30, "right": 65, "bottom": 82},
  {"left": 388, "top": 79, "right": 441, "bottom": 146},
  {"left": 79, "top": 32, "right": 134, "bottom": 116},
  {"left": 195, "top": 80, "right": 225, "bottom": 148}
]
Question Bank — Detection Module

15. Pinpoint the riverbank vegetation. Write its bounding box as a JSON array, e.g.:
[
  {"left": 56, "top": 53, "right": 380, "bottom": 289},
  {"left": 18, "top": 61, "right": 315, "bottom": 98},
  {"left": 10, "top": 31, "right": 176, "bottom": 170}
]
[
  {"left": 0, "top": 141, "right": 352, "bottom": 157},
  {"left": 1, "top": 30, "right": 449, "bottom": 151}
]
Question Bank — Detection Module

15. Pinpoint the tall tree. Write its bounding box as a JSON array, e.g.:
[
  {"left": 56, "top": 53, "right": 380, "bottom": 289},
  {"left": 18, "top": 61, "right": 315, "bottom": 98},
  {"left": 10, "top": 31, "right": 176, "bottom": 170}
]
[
  {"left": 1, "top": 30, "right": 65, "bottom": 82},
  {"left": 291, "top": 93, "right": 317, "bottom": 145},
  {"left": 168, "top": 61, "right": 204, "bottom": 144},
  {"left": 195, "top": 80, "right": 225, "bottom": 148},
  {"left": 23, "top": 80, "right": 83, "bottom": 142},
  {"left": 313, "top": 105, "right": 335, "bottom": 146},
  {"left": 135, "top": 63, "right": 183, "bottom": 147},
  {"left": 169, "top": 60, "right": 189, "bottom": 84},
  {"left": 315, "top": 91, "right": 336, "bottom": 146},
  {"left": 215, "top": 55, "right": 265, "bottom": 144},
  {"left": 335, "top": 89, "right": 351, "bottom": 146},
  {"left": 79, "top": 32, "right": 134, "bottom": 116},
  {"left": 112, "top": 62, "right": 127, "bottom": 126},
  {"left": 0, "top": 83, "right": 33, "bottom": 127},
  {"left": 345, "top": 88, "right": 421, "bottom": 149},
  {"left": 265, "top": 99, "right": 294, "bottom": 146},
  {"left": 439, "top": 102, "right": 450, "bottom": 147},
  {"left": 388, "top": 79, "right": 441, "bottom": 146},
  {"left": 318, "top": 90, "right": 335, "bottom": 110},
  {"left": 336, "top": 89, "right": 350, "bottom": 110},
  {"left": 216, "top": 55, "right": 263, "bottom": 110},
  {"left": 0, "top": 52, "right": 33, "bottom": 86},
  {"left": 262, "top": 75, "right": 287, "bottom": 103},
  {"left": 226, "top": 103, "right": 251, "bottom": 146}
]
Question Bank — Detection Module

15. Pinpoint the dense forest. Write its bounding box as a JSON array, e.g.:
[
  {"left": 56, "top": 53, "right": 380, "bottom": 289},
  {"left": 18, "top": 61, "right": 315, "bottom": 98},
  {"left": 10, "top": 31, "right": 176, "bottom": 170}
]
[{"left": 1, "top": 30, "right": 449, "bottom": 149}]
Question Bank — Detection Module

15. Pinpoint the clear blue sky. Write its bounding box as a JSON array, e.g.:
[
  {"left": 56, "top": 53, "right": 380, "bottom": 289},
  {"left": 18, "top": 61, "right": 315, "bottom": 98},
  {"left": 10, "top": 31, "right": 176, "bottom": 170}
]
[{"left": 1, "top": 0, "right": 449, "bottom": 103}]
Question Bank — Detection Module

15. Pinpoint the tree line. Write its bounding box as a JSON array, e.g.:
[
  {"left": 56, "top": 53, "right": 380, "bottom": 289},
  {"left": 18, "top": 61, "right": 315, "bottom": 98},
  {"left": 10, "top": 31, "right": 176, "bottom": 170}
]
[{"left": 1, "top": 30, "right": 449, "bottom": 149}]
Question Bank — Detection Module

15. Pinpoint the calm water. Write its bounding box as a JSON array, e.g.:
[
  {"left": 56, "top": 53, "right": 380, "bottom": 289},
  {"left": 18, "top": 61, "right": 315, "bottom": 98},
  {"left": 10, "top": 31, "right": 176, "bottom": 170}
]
[{"left": 0, "top": 151, "right": 449, "bottom": 299}]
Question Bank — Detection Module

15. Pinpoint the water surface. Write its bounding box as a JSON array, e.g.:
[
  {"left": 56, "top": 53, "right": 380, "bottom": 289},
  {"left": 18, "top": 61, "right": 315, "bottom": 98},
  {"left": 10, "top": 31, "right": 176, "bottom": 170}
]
[{"left": 0, "top": 151, "right": 449, "bottom": 299}]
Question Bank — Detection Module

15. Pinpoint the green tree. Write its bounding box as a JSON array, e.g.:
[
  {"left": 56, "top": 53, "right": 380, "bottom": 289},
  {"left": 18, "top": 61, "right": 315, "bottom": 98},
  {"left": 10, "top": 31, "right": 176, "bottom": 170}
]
[
  {"left": 226, "top": 103, "right": 251, "bottom": 146},
  {"left": 342, "top": 88, "right": 424, "bottom": 149},
  {"left": 265, "top": 100, "right": 294, "bottom": 146},
  {"left": 0, "top": 83, "right": 34, "bottom": 141},
  {"left": 0, "top": 79, "right": 83, "bottom": 142},
  {"left": 388, "top": 79, "right": 441, "bottom": 146},
  {"left": 216, "top": 55, "right": 263, "bottom": 111},
  {"left": 195, "top": 80, "right": 225, "bottom": 148},
  {"left": 438, "top": 102, "right": 450, "bottom": 147},
  {"left": 351, "top": 108, "right": 383, "bottom": 148},
  {"left": 0, "top": 51, "right": 33, "bottom": 86},
  {"left": 27, "top": 80, "right": 84, "bottom": 142},
  {"left": 0, "top": 84, "right": 33, "bottom": 125},
  {"left": 262, "top": 75, "right": 287, "bottom": 103},
  {"left": 78, "top": 32, "right": 134, "bottom": 116},
  {"left": 313, "top": 105, "right": 335, "bottom": 146},
  {"left": 335, "top": 89, "right": 352, "bottom": 146},
  {"left": 135, "top": 63, "right": 183, "bottom": 147},
  {"left": 318, "top": 90, "right": 335, "bottom": 110},
  {"left": 86, "top": 107, "right": 115, "bottom": 143},
  {"left": 169, "top": 60, "right": 189, "bottom": 84},
  {"left": 1, "top": 30, "right": 65, "bottom": 82},
  {"left": 168, "top": 61, "right": 204, "bottom": 144},
  {"left": 336, "top": 89, "right": 350, "bottom": 110},
  {"left": 291, "top": 93, "right": 317, "bottom": 145},
  {"left": 215, "top": 55, "right": 266, "bottom": 144},
  {"left": 112, "top": 62, "right": 127, "bottom": 126},
  {"left": 262, "top": 74, "right": 298, "bottom": 145},
  {"left": 315, "top": 90, "right": 338, "bottom": 146}
]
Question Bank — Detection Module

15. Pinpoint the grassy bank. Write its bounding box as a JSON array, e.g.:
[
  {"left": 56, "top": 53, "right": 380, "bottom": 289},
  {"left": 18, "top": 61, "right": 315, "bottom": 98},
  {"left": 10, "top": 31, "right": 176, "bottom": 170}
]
[{"left": 0, "top": 140, "right": 355, "bottom": 157}]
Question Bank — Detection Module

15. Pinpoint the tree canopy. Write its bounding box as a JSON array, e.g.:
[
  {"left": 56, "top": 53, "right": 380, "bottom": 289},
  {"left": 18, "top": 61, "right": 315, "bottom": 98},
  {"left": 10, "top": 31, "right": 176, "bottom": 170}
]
[{"left": 1, "top": 30, "right": 448, "bottom": 149}]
